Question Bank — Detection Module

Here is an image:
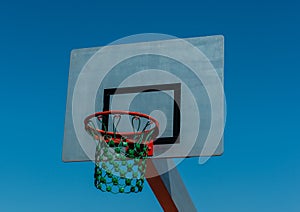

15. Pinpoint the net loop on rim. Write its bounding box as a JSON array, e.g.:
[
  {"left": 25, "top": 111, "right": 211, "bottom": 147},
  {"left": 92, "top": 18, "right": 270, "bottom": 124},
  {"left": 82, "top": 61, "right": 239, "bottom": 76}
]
[{"left": 84, "top": 110, "right": 159, "bottom": 194}]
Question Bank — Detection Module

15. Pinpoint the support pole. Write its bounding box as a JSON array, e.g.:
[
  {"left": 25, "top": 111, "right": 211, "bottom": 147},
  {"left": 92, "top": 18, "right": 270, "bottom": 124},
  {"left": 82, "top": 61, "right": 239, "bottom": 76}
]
[{"left": 146, "top": 159, "right": 197, "bottom": 212}]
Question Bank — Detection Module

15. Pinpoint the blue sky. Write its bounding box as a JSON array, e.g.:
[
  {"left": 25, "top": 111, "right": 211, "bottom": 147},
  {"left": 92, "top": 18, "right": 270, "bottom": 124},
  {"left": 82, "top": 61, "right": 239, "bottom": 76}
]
[{"left": 1, "top": 0, "right": 299, "bottom": 211}]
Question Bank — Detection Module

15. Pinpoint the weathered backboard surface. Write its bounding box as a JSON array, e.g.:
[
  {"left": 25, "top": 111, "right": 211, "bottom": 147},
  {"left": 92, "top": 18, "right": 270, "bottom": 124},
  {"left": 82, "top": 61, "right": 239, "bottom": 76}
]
[{"left": 63, "top": 35, "right": 224, "bottom": 162}]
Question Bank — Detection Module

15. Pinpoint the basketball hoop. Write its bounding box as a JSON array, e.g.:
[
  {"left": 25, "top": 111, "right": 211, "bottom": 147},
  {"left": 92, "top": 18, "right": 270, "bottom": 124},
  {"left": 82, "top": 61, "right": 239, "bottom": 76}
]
[{"left": 84, "top": 110, "right": 159, "bottom": 193}]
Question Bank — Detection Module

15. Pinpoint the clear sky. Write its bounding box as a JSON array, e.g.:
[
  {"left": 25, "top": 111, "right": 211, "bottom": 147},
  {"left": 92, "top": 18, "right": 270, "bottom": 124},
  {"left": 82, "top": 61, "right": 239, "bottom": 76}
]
[{"left": 1, "top": 0, "right": 299, "bottom": 211}]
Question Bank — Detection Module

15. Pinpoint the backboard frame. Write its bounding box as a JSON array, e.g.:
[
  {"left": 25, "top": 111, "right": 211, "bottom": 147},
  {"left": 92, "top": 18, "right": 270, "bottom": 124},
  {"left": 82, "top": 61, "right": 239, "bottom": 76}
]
[{"left": 62, "top": 35, "right": 225, "bottom": 162}]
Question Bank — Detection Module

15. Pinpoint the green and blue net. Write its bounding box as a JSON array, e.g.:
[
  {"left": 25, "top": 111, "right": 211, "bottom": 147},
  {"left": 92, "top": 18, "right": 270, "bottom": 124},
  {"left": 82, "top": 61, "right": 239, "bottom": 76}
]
[{"left": 84, "top": 111, "right": 158, "bottom": 194}]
